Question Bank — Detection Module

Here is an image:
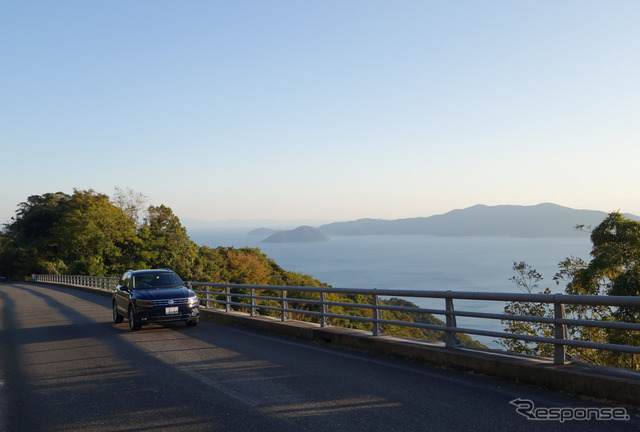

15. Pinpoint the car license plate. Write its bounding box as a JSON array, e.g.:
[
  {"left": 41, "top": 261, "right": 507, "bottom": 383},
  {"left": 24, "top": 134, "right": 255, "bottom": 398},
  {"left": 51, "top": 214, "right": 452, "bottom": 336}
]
[{"left": 166, "top": 306, "right": 179, "bottom": 315}]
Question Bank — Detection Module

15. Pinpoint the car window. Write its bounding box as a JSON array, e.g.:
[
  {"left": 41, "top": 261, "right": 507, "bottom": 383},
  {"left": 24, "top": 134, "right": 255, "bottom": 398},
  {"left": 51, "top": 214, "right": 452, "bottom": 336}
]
[
  {"left": 120, "top": 272, "right": 131, "bottom": 289},
  {"left": 132, "top": 272, "right": 182, "bottom": 289}
]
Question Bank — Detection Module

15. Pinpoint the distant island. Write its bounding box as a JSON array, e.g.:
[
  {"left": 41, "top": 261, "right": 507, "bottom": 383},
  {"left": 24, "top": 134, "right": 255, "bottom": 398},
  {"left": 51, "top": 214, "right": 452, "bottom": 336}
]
[
  {"left": 250, "top": 203, "right": 639, "bottom": 242},
  {"left": 262, "top": 226, "right": 330, "bottom": 243},
  {"left": 248, "top": 227, "right": 279, "bottom": 236}
]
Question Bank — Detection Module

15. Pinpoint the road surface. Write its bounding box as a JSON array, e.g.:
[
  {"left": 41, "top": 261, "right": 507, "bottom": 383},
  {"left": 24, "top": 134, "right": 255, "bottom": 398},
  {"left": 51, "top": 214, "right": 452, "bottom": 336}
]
[{"left": 0, "top": 282, "right": 637, "bottom": 431}]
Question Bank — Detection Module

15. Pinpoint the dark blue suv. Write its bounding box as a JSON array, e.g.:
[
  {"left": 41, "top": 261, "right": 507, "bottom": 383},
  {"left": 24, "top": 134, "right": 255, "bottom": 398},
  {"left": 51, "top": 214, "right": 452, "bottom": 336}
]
[{"left": 112, "top": 269, "right": 199, "bottom": 331}]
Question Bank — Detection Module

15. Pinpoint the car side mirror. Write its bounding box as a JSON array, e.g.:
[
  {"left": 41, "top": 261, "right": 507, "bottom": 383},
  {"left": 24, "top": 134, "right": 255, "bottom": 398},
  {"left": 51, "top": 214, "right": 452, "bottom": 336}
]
[{"left": 185, "top": 282, "right": 192, "bottom": 288}]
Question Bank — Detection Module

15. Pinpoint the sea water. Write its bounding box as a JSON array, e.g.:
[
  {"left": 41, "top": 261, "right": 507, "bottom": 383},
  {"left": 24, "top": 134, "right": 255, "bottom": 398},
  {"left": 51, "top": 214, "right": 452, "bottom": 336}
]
[{"left": 189, "top": 229, "right": 592, "bottom": 347}]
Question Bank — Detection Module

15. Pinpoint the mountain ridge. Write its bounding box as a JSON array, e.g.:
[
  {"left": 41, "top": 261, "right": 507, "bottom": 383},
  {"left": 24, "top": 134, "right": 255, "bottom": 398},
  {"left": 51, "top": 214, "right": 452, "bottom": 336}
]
[
  {"left": 317, "top": 203, "right": 637, "bottom": 238},
  {"left": 249, "top": 203, "right": 639, "bottom": 242}
]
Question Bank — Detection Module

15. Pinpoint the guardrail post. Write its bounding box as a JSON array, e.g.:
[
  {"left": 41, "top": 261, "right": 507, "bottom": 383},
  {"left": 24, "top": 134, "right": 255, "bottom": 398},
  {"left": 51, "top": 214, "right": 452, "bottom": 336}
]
[
  {"left": 206, "top": 285, "right": 212, "bottom": 309},
  {"left": 250, "top": 288, "right": 256, "bottom": 316},
  {"left": 372, "top": 291, "right": 381, "bottom": 336},
  {"left": 281, "top": 290, "right": 288, "bottom": 321},
  {"left": 445, "top": 292, "right": 459, "bottom": 347},
  {"left": 554, "top": 296, "right": 568, "bottom": 365},
  {"left": 226, "top": 287, "right": 231, "bottom": 312},
  {"left": 321, "top": 291, "right": 328, "bottom": 327}
]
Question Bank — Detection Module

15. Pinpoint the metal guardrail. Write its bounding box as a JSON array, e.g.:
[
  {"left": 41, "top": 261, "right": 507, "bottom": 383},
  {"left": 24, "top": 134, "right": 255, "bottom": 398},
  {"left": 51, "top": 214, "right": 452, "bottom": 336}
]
[
  {"left": 34, "top": 274, "right": 119, "bottom": 291},
  {"left": 32, "top": 274, "right": 640, "bottom": 365}
]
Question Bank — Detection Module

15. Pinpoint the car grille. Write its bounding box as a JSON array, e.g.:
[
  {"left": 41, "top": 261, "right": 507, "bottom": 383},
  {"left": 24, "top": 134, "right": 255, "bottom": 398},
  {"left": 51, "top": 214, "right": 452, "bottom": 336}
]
[{"left": 153, "top": 298, "right": 190, "bottom": 306}]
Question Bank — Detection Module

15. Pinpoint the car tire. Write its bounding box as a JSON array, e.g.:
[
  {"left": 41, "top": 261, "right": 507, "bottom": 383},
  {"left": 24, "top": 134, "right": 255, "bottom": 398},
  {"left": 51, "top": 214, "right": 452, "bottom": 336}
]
[
  {"left": 113, "top": 301, "right": 124, "bottom": 324},
  {"left": 129, "top": 306, "right": 142, "bottom": 331},
  {"left": 186, "top": 318, "right": 199, "bottom": 327}
]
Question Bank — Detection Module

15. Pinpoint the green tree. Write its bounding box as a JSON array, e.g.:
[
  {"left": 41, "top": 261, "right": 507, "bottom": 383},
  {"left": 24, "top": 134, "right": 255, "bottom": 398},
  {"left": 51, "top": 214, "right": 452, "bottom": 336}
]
[
  {"left": 561, "top": 212, "right": 640, "bottom": 368},
  {"left": 0, "top": 192, "right": 71, "bottom": 277},
  {"left": 53, "top": 190, "right": 138, "bottom": 276},
  {"left": 192, "top": 246, "right": 232, "bottom": 283},
  {"left": 138, "top": 204, "right": 199, "bottom": 279},
  {"left": 566, "top": 213, "right": 640, "bottom": 298},
  {"left": 499, "top": 262, "right": 554, "bottom": 357},
  {"left": 502, "top": 213, "right": 640, "bottom": 369}
]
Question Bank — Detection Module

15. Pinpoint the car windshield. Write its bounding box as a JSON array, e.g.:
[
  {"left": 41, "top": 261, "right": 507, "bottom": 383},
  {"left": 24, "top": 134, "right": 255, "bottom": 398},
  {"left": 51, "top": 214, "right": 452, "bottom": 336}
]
[{"left": 132, "top": 272, "right": 183, "bottom": 289}]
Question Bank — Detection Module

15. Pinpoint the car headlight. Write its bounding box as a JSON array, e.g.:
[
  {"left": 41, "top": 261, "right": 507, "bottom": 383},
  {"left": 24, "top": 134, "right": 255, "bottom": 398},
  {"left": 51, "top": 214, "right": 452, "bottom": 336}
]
[{"left": 188, "top": 296, "right": 199, "bottom": 307}]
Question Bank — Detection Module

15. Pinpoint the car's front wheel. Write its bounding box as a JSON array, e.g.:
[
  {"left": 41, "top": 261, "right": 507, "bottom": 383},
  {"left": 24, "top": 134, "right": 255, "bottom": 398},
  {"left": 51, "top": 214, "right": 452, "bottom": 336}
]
[
  {"left": 129, "top": 306, "right": 142, "bottom": 331},
  {"left": 113, "top": 301, "right": 124, "bottom": 324},
  {"left": 186, "top": 318, "right": 199, "bottom": 327}
]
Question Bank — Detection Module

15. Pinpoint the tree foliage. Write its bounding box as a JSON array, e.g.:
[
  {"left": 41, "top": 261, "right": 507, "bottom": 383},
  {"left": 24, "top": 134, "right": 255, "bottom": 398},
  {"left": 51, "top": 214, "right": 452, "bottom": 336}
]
[
  {"left": 501, "top": 212, "right": 640, "bottom": 369},
  {"left": 138, "top": 204, "right": 199, "bottom": 278},
  {"left": 499, "top": 262, "right": 555, "bottom": 357},
  {"left": 53, "top": 190, "right": 138, "bottom": 276},
  {"left": 1, "top": 192, "right": 71, "bottom": 276}
]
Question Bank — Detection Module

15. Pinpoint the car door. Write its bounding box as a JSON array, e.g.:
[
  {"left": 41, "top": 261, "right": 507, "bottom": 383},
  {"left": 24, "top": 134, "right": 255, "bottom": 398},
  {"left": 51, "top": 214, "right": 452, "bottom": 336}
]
[{"left": 115, "top": 271, "right": 132, "bottom": 314}]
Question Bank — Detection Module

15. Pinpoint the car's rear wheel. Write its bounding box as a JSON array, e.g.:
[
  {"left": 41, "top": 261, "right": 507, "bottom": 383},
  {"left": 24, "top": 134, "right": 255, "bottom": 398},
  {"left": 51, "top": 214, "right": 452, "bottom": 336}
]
[
  {"left": 129, "top": 306, "right": 142, "bottom": 331},
  {"left": 113, "top": 301, "right": 124, "bottom": 324}
]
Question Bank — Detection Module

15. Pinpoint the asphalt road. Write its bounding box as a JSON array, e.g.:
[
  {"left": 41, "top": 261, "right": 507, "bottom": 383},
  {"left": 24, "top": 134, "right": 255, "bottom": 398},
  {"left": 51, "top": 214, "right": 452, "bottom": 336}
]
[{"left": 0, "top": 282, "right": 638, "bottom": 432}]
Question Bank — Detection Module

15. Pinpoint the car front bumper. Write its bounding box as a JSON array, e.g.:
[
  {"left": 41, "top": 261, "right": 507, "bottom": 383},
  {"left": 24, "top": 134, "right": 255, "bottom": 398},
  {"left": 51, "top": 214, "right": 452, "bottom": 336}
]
[{"left": 135, "top": 305, "right": 199, "bottom": 323}]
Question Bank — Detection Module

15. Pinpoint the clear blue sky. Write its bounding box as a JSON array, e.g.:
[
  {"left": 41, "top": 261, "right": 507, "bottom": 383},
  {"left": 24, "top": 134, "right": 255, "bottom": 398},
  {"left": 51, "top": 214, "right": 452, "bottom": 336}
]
[{"left": 2, "top": 1, "right": 639, "bottom": 226}]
